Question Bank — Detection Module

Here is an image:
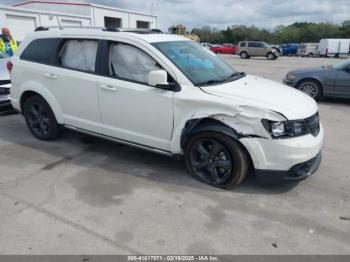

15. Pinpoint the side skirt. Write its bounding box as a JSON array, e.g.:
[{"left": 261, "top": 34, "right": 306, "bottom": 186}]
[{"left": 64, "top": 125, "right": 173, "bottom": 157}]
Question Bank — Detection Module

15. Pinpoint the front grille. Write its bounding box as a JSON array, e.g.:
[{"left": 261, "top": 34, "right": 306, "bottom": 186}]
[
  {"left": 0, "top": 87, "right": 10, "bottom": 96},
  {"left": 305, "top": 113, "right": 320, "bottom": 137},
  {"left": 0, "top": 80, "right": 10, "bottom": 86}
]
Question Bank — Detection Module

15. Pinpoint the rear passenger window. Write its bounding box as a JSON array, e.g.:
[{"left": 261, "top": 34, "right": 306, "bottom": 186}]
[
  {"left": 59, "top": 39, "right": 98, "bottom": 72},
  {"left": 108, "top": 42, "right": 160, "bottom": 84},
  {"left": 21, "top": 38, "right": 61, "bottom": 64}
]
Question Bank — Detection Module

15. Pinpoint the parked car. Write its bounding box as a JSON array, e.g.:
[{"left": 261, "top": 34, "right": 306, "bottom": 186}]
[
  {"left": 297, "top": 43, "right": 318, "bottom": 57},
  {"left": 201, "top": 42, "right": 213, "bottom": 49},
  {"left": 317, "top": 39, "right": 350, "bottom": 57},
  {"left": 0, "top": 53, "right": 11, "bottom": 111},
  {"left": 284, "top": 59, "right": 350, "bottom": 100},
  {"left": 270, "top": 44, "right": 283, "bottom": 56},
  {"left": 237, "top": 41, "right": 279, "bottom": 60},
  {"left": 280, "top": 43, "right": 299, "bottom": 56},
  {"left": 10, "top": 28, "right": 323, "bottom": 188},
  {"left": 210, "top": 43, "right": 236, "bottom": 54}
]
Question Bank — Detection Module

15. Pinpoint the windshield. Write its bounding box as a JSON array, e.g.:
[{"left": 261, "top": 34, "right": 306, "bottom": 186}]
[
  {"left": 333, "top": 59, "right": 350, "bottom": 70},
  {"left": 153, "top": 41, "right": 241, "bottom": 86}
]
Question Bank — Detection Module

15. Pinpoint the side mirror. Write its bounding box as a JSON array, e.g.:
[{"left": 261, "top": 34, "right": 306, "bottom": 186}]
[{"left": 147, "top": 70, "right": 169, "bottom": 87}]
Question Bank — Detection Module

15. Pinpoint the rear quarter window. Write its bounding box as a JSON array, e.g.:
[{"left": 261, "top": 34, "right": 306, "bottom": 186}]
[{"left": 20, "top": 38, "right": 61, "bottom": 65}]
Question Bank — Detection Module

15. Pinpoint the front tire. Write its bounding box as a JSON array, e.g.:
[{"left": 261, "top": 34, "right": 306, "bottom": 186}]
[
  {"left": 240, "top": 51, "right": 248, "bottom": 59},
  {"left": 296, "top": 79, "right": 322, "bottom": 100},
  {"left": 23, "top": 95, "right": 61, "bottom": 141},
  {"left": 185, "top": 132, "right": 249, "bottom": 189},
  {"left": 267, "top": 52, "right": 276, "bottom": 60}
]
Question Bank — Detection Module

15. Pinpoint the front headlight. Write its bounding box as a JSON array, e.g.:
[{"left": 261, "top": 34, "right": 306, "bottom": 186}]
[
  {"left": 262, "top": 119, "right": 308, "bottom": 138},
  {"left": 286, "top": 73, "right": 296, "bottom": 81}
]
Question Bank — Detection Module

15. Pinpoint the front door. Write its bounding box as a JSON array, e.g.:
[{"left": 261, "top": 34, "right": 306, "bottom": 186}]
[
  {"left": 334, "top": 68, "right": 350, "bottom": 98},
  {"left": 97, "top": 41, "right": 174, "bottom": 151}
]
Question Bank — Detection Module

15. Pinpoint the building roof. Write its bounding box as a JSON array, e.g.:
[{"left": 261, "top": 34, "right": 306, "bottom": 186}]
[{"left": 13, "top": 1, "right": 157, "bottom": 18}]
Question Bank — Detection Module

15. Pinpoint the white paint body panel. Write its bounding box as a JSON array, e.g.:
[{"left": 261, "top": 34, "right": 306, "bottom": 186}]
[
  {"left": 10, "top": 29, "right": 324, "bottom": 172},
  {"left": 318, "top": 39, "right": 350, "bottom": 56}
]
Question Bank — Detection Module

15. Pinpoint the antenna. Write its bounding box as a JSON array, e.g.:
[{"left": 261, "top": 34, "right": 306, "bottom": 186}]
[{"left": 150, "top": 2, "right": 154, "bottom": 25}]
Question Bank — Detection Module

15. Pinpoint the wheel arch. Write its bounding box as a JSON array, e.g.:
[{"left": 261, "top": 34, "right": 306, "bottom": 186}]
[
  {"left": 19, "top": 86, "right": 64, "bottom": 124},
  {"left": 180, "top": 117, "right": 255, "bottom": 170}
]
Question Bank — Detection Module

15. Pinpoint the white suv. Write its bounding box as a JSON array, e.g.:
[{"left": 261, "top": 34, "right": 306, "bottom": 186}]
[{"left": 9, "top": 28, "right": 324, "bottom": 188}]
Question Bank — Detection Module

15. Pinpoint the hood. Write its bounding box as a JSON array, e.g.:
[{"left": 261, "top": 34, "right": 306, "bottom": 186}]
[
  {"left": 0, "top": 57, "right": 10, "bottom": 81},
  {"left": 201, "top": 74, "right": 318, "bottom": 120}
]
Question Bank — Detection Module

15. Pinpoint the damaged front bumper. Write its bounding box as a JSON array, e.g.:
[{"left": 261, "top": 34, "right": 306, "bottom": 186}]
[
  {"left": 240, "top": 124, "right": 324, "bottom": 183},
  {"left": 255, "top": 152, "right": 322, "bottom": 184}
]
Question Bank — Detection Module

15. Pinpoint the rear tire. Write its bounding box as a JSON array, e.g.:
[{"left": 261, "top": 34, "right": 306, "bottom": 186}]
[
  {"left": 216, "top": 51, "right": 222, "bottom": 54},
  {"left": 296, "top": 79, "right": 322, "bottom": 100},
  {"left": 23, "top": 95, "right": 61, "bottom": 141},
  {"left": 185, "top": 132, "right": 249, "bottom": 189}
]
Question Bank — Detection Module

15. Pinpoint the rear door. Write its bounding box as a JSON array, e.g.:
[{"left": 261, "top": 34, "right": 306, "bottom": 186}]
[{"left": 50, "top": 38, "right": 101, "bottom": 132}]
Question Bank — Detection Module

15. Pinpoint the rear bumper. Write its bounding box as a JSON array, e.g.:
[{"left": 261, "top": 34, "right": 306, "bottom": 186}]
[
  {"left": 255, "top": 152, "right": 322, "bottom": 184},
  {"left": 0, "top": 94, "right": 12, "bottom": 110}
]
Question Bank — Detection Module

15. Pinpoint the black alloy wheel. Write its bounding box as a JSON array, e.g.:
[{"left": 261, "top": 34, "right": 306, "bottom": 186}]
[{"left": 24, "top": 96, "right": 60, "bottom": 141}]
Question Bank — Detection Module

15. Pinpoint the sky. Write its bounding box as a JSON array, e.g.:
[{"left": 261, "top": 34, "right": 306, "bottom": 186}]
[{"left": 1, "top": 0, "right": 350, "bottom": 31}]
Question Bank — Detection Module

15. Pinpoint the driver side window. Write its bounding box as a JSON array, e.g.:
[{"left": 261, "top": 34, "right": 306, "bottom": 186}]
[{"left": 109, "top": 43, "right": 161, "bottom": 84}]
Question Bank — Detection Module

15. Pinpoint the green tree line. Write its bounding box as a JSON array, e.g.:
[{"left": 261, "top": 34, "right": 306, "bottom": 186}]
[{"left": 191, "top": 21, "right": 350, "bottom": 44}]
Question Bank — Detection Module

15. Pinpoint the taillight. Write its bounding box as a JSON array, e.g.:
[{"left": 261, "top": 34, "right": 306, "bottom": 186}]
[{"left": 7, "top": 61, "right": 13, "bottom": 73}]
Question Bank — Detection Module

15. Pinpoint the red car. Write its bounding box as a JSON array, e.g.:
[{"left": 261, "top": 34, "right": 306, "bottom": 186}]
[{"left": 210, "top": 43, "right": 236, "bottom": 54}]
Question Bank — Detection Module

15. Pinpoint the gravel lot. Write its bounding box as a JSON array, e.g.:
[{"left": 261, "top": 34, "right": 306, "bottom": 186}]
[{"left": 0, "top": 56, "right": 349, "bottom": 255}]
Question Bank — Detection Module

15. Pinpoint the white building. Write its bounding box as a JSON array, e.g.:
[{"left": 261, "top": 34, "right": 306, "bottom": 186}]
[{"left": 0, "top": 0, "right": 158, "bottom": 40}]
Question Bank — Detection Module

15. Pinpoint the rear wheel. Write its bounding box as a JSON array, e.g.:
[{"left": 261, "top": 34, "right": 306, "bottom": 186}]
[
  {"left": 216, "top": 51, "right": 222, "bottom": 54},
  {"left": 296, "top": 79, "right": 322, "bottom": 100},
  {"left": 185, "top": 132, "right": 249, "bottom": 189},
  {"left": 240, "top": 51, "right": 248, "bottom": 59},
  {"left": 23, "top": 95, "right": 61, "bottom": 141}
]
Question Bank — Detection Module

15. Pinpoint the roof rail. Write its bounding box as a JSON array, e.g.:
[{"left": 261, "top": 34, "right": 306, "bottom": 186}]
[
  {"left": 34, "top": 26, "right": 163, "bottom": 34},
  {"left": 34, "top": 26, "right": 120, "bottom": 32}
]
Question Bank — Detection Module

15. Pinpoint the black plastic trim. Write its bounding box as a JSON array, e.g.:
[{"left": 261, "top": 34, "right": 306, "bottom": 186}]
[
  {"left": 180, "top": 118, "right": 240, "bottom": 148},
  {"left": 255, "top": 152, "right": 322, "bottom": 184}
]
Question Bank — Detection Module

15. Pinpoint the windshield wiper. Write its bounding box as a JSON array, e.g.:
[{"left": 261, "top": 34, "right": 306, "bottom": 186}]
[
  {"left": 223, "top": 72, "right": 246, "bottom": 82},
  {"left": 197, "top": 72, "right": 246, "bottom": 86},
  {"left": 197, "top": 79, "right": 226, "bottom": 86}
]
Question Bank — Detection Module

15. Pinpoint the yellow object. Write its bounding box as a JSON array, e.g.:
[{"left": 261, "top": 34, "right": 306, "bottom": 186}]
[
  {"left": 0, "top": 37, "right": 18, "bottom": 55},
  {"left": 168, "top": 25, "right": 200, "bottom": 43}
]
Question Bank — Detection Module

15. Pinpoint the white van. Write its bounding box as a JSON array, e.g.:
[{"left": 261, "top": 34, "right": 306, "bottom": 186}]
[
  {"left": 297, "top": 43, "right": 318, "bottom": 57},
  {"left": 9, "top": 27, "right": 324, "bottom": 188},
  {"left": 317, "top": 39, "right": 350, "bottom": 57}
]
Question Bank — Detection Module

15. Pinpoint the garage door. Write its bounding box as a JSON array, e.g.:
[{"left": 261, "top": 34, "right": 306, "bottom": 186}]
[
  {"left": 6, "top": 15, "right": 37, "bottom": 40},
  {"left": 60, "top": 19, "right": 82, "bottom": 27}
]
